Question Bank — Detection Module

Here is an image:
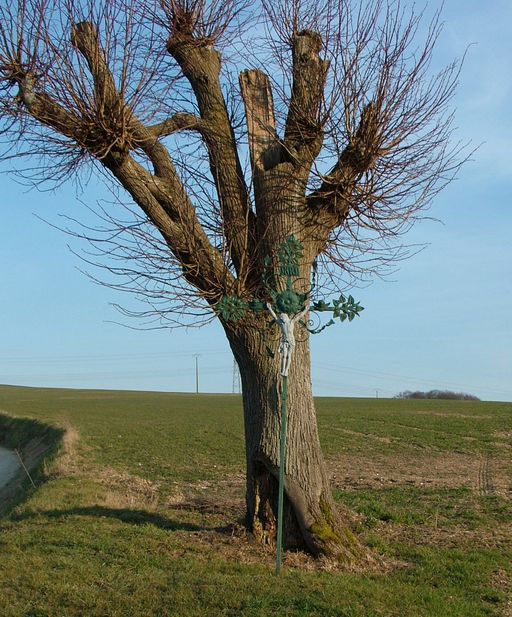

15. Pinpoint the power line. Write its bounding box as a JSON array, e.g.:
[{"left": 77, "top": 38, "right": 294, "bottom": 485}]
[
  {"left": 0, "top": 348, "right": 229, "bottom": 364},
  {"left": 312, "top": 361, "right": 512, "bottom": 398}
]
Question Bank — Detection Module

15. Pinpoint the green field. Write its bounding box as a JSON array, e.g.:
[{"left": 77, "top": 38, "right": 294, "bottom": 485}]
[{"left": 0, "top": 385, "right": 511, "bottom": 617}]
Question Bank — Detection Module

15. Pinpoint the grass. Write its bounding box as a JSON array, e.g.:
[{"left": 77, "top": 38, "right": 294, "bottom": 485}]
[
  {"left": 0, "top": 387, "right": 245, "bottom": 488},
  {"left": 0, "top": 384, "right": 511, "bottom": 616},
  {"left": 317, "top": 397, "right": 512, "bottom": 456}
]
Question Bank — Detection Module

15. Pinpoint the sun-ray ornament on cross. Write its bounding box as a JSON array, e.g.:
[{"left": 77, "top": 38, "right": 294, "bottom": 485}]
[{"left": 215, "top": 235, "right": 364, "bottom": 573}]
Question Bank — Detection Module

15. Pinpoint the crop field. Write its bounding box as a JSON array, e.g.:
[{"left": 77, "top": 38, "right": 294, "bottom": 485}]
[{"left": 0, "top": 384, "right": 511, "bottom": 617}]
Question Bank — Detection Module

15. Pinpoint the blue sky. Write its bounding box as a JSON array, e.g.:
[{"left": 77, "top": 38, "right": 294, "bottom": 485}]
[{"left": 1, "top": 0, "right": 511, "bottom": 401}]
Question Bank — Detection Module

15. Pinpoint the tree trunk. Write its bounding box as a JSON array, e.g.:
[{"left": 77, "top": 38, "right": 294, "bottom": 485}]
[{"left": 225, "top": 319, "right": 366, "bottom": 563}]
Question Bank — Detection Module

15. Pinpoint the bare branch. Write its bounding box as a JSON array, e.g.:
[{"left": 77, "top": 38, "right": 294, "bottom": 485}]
[
  {"left": 0, "top": 0, "right": 469, "bottom": 320},
  {"left": 307, "top": 101, "right": 381, "bottom": 223},
  {"left": 239, "top": 70, "right": 280, "bottom": 172},
  {"left": 296, "top": 1, "right": 468, "bottom": 273},
  {"left": 283, "top": 30, "right": 329, "bottom": 165},
  {"left": 165, "top": 2, "right": 256, "bottom": 276},
  {"left": 102, "top": 149, "right": 235, "bottom": 301},
  {"left": 16, "top": 74, "right": 88, "bottom": 143},
  {"left": 63, "top": 13, "right": 234, "bottom": 299},
  {"left": 147, "top": 112, "right": 204, "bottom": 138},
  {"left": 71, "top": 21, "right": 119, "bottom": 113}
]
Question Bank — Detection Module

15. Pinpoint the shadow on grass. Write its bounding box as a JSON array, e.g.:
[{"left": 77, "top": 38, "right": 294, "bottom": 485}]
[{"left": 11, "top": 505, "right": 213, "bottom": 532}]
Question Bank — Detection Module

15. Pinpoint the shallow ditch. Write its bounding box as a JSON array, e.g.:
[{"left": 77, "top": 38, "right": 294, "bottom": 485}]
[
  {"left": 0, "top": 446, "right": 21, "bottom": 489},
  {"left": 0, "top": 414, "right": 64, "bottom": 514}
]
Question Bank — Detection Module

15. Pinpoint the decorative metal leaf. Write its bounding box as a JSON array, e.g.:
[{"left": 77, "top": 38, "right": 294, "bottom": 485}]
[
  {"left": 313, "top": 299, "right": 331, "bottom": 312},
  {"left": 248, "top": 299, "right": 265, "bottom": 313},
  {"left": 278, "top": 235, "right": 303, "bottom": 277},
  {"left": 216, "top": 295, "right": 248, "bottom": 322}
]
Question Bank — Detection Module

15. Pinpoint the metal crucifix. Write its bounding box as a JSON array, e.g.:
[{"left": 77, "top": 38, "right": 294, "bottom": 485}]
[
  {"left": 266, "top": 302, "right": 309, "bottom": 378},
  {"left": 216, "top": 235, "right": 363, "bottom": 574}
]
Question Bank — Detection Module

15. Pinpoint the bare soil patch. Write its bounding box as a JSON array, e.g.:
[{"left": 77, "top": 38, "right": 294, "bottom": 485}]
[{"left": 329, "top": 451, "right": 512, "bottom": 499}]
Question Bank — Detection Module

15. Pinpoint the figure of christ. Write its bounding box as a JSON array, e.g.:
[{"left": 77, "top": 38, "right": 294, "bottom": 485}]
[{"left": 266, "top": 302, "right": 309, "bottom": 377}]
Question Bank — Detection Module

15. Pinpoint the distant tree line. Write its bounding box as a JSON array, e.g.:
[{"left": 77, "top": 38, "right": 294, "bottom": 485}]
[{"left": 395, "top": 390, "right": 480, "bottom": 401}]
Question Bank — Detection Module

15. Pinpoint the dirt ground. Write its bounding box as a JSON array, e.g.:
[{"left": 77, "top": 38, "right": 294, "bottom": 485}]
[
  {"left": 329, "top": 451, "right": 512, "bottom": 499},
  {"left": 162, "top": 449, "right": 512, "bottom": 508}
]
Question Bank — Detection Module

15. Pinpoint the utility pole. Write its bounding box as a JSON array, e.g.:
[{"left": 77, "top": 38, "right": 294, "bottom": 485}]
[
  {"left": 193, "top": 354, "right": 200, "bottom": 394},
  {"left": 376, "top": 389, "right": 379, "bottom": 399}
]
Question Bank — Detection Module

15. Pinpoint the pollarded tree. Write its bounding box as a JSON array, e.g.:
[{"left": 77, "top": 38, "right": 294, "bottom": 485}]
[{"left": 0, "top": 0, "right": 466, "bottom": 562}]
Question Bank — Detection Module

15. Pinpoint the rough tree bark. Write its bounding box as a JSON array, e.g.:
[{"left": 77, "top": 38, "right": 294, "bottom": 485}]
[{"left": 226, "top": 317, "right": 365, "bottom": 561}]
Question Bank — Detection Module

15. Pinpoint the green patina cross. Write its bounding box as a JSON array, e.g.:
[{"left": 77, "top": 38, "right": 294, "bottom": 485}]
[
  {"left": 215, "top": 235, "right": 363, "bottom": 575},
  {"left": 216, "top": 234, "right": 364, "bottom": 331}
]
